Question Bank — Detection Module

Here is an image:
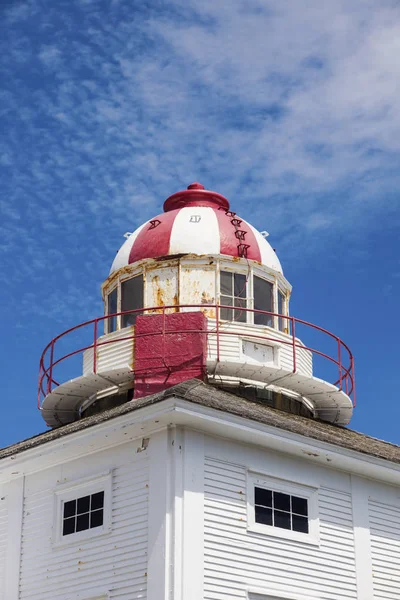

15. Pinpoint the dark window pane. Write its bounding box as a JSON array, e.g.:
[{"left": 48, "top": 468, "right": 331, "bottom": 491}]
[
  {"left": 76, "top": 512, "right": 90, "bottom": 532},
  {"left": 90, "top": 509, "right": 104, "bottom": 529},
  {"left": 234, "top": 296, "right": 247, "bottom": 322},
  {"left": 274, "top": 509, "right": 291, "bottom": 530},
  {"left": 77, "top": 495, "right": 90, "bottom": 515},
  {"left": 121, "top": 275, "right": 143, "bottom": 328},
  {"left": 278, "top": 291, "right": 285, "bottom": 332},
  {"left": 107, "top": 288, "right": 118, "bottom": 333},
  {"left": 63, "top": 517, "right": 76, "bottom": 536},
  {"left": 254, "top": 277, "right": 273, "bottom": 326},
  {"left": 274, "top": 492, "right": 290, "bottom": 512},
  {"left": 63, "top": 499, "right": 76, "bottom": 519},
  {"left": 255, "top": 487, "right": 272, "bottom": 507},
  {"left": 91, "top": 491, "right": 104, "bottom": 511},
  {"left": 292, "top": 496, "right": 308, "bottom": 517},
  {"left": 255, "top": 505, "right": 272, "bottom": 526},
  {"left": 292, "top": 514, "right": 309, "bottom": 533},
  {"left": 220, "top": 271, "right": 232, "bottom": 296},
  {"left": 220, "top": 295, "right": 233, "bottom": 321},
  {"left": 234, "top": 273, "right": 246, "bottom": 298}
]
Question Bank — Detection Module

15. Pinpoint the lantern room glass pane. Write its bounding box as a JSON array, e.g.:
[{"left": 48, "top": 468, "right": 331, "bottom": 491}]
[
  {"left": 121, "top": 275, "right": 144, "bottom": 328},
  {"left": 278, "top": 290, "right": 286, "bottom": 332},
  {"left": 254, "top": 276, "right": 273, "bottom": 326},
  {"left": 107, "top": 288, "right": 118, "bottom": 333},
  {"left": 220, "top": 271, "right": 233, "bottom": 296},
  {"left": 220, "top": 271, "right": 247, "bottom": 322}
]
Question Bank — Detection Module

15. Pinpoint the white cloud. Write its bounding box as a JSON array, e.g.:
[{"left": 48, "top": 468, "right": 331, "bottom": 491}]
[{"left": 1, "top": 0, "right": 400, "bottom": 328}]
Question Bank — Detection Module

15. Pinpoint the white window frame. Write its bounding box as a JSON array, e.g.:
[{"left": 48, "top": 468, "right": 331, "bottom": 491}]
[
  {"left": 248, "top": 590, "right": 319, "bottom": 600},
  {"left": 247, "top": 471, "right": 319, "bottom": 546},
  {"left": 53, "top": 471, "right": 112, "bottom": 547}
]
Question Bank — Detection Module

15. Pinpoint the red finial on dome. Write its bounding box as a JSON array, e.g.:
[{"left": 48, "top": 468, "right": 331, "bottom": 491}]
[{"left": 163, "top": 182, "right": 230, "bottom": 212}]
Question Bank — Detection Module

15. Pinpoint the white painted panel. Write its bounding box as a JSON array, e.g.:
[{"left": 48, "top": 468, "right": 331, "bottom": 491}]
[
  {"left": 180, "top": 266, "right": 216, "bottom": 318},
  {"left": 203, "top": 457, "right": 357, "bottom": 600},
  {"left": 247, "top": 222, "right": 283, "bottom": 273},
  {"left": 369, "top": 499, "right": 400, "bottom": 599},
  {"left": 83, "top": 326, "right": 135, "bottom": 375},
  {"left": 169, "top": 207, "right": 220, "bottom": 255},
  {"left": 19, "top": 445, "right": 149, "bottom": 600},
  {"left": 110, "top": 223, "right": 147, "bottom": 274},
  {"left": 0, "top": 491, "right": 7, "bottom": 600},
  {"left": 242, "top": 340, "right": 275, "bottom": 365},
  {"left": 145, "top": 266, "right": 178, "bottom": 311},
  {"left": 206, "top": 319, "right": 312, "bottom": 378}
]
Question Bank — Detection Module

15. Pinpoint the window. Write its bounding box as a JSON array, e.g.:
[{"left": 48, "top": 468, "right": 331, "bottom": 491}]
[
  {"left": 278, "top": 290, "right": 286, "bottom": 332},
  {"left": 53, "top": 472, "right": 112, "bottom": 546},
  {"left": 220, "top": 270, "right": 247, "bottom": 322},
  {"left": 107, "top": 287, "right": 118, "bottom": 333},
  {"left": 255, "top": 487, "right": 308, "bottom": 533},
  {"left": 219, "top": 271, "right": 276, "bottom": 327},
  {"left": 254, "top": 276, "right": 273, "bottom": 326},
  {"left": 248, "top": 473, "right": 319, "bottom": 544},
  {"left": 63, "top": 491, "right": 104, "bottom": 536},
  {"left": 121, "top": 275, "right": 143, "bottom": 328}
]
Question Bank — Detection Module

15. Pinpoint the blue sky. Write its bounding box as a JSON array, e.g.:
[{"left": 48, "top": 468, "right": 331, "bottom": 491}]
[{"left": 1, "top": 0, "right": 400, "bottom": 447}]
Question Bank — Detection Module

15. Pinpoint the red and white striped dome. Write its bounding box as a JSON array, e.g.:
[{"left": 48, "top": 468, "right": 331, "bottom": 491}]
[{"left": 110, "top": 183, "right": 282, "bottom": 274}]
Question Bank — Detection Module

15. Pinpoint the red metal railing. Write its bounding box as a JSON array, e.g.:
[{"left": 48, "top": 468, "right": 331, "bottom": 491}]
[{"left": 38, "top": 304, "right": 355, "bottom": 410}]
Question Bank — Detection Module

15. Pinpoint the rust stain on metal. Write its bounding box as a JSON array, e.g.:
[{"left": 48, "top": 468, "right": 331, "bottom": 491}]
[{"left": 201, "top": 291, "right": 215, "bottom": 304}]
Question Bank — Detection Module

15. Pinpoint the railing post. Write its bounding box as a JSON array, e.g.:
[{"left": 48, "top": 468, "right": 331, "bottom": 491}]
[
  {"left": 93, "top": 319, "right": 98, "bottom": 374},
  {"left": 48, "top": 340, "right": 55, "bottom": 395},
  {"left": 338, "top": 340, "right": 342, "bottom": 391},
  {"left": 38, "top": 363, "right": 43, "bottom": 409},
  {"left": 162, "top": 305, "right": 166, "bottom": 368},
  {"left": 216, "top": 304, "right": 220, "bottom": 363},
  {"left": 351, "top": 356, "right": 356, "bottom": 407},
  {"left": 292, "top": 317, "right": 297, "bottom": 373}
]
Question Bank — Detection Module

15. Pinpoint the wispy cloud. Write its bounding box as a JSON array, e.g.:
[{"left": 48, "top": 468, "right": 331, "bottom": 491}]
[{"left": 1, "top": 0, "right": 400, "bottom": 331}]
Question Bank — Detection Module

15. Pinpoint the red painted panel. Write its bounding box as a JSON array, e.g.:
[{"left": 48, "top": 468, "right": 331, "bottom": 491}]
[
  {"left": 133, "top": 311, "right": 208, "bottom": 398},
  {"left": 128, "top": 209, "right": 178, "bottom": 263},
  {"left": 213, "top": 208, "right": 262, "bottom": 262}
]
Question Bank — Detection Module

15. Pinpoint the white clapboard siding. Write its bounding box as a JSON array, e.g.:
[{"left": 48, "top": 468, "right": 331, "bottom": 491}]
[
  {"left": 369, "top": 499, "right": 400, "bottom": 600},
  {"left": 19, "top": 452, "right": 148, "bottom": 600},
  {"left": 0, "top": 496, "right": 7, "bottom": 600},
  {"left": 206, "top": 319, "right": 312, "bottom": 377},
  {"left": 204, "top": 458, "right": 356, "bottom": 600}
]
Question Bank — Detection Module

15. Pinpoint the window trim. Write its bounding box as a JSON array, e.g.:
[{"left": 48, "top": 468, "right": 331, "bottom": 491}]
[
  {"left": 106, "top": 285, "right": 119, "bottom": 333},
  {"left": 105, "top": 269, "right": 144, "bottom": 334},
  {"left": 53, "top": 471, "right": 112, "bottom": 547},
  {"left": 247, "top": 472, "right": 319, "bottom": 545}
]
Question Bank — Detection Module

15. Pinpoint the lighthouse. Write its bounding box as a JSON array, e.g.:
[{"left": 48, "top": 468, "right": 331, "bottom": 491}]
[
  {"left": 39, "top": 182, "right": 354, "bottom": 429},
  {"left": 0, "top": 183, "right": 399, "bottom": 600}
]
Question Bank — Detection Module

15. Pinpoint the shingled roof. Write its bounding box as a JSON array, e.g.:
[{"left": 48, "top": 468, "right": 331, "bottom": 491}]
[{"left": 1, "top": 379, "right": 399, "bottom": 464}]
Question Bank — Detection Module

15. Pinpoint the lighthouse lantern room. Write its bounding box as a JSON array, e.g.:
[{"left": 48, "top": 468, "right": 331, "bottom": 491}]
[{"left": 38, "top": 183, "right": 355, "bottom": 428}]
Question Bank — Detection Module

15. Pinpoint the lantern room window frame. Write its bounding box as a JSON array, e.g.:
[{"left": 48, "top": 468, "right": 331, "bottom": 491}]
[{"left": 103, "top": 258, "right": 290, "bottom": 334}]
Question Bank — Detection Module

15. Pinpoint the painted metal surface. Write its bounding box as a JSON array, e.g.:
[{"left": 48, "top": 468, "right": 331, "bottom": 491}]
[
  {"left": 145, "top": 266, "right": 178, "bottom": 312},
  {"left": 83, "top": 326, "right": 135, "bottom": 376},
  {"left": 180, "top": 265, "right": 216, "bottom": 318},
  {"left": 18, "top": 446, "right": 148, "bottom": 600},
  {"left": 134, "top": 312, "right": 208, "bottom": 398},
  {"left": 0, "top": 490, "right": 6, "bottom": 600},
  {"left": 110, "top": 222, "right": 147, "bottom": 273},
  {"left": 204, "top": 455, "right": 357, "bottom": 600},
  {"left": 39, "top": 304, "right": 354, "bottom": 427},
  {"left": 109, "top": 183, "right": 283, "bottom": 274},
  {"left": 369, "top": 499, "right": 400, "bottom": 599}
]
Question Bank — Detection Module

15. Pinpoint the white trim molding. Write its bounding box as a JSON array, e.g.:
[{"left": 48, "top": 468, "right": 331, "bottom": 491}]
[{"left": 52, "top": 471, "right": 112, "bottom": 547}]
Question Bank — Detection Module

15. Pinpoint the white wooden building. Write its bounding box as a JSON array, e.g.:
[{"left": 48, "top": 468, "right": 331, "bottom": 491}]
[{"left": 1, "top": 183, "right": 399, "bottom": 600}]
